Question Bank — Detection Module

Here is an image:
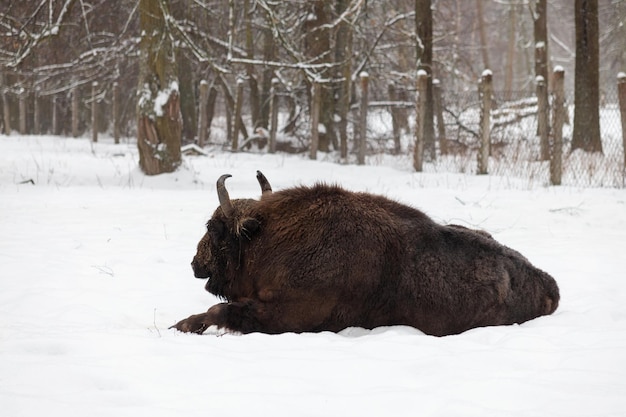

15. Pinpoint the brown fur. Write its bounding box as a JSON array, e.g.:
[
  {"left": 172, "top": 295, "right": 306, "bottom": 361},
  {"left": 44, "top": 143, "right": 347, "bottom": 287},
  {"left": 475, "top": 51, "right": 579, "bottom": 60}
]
[{"left": 172, "top": 174, "right": 560, "bottom": 336}]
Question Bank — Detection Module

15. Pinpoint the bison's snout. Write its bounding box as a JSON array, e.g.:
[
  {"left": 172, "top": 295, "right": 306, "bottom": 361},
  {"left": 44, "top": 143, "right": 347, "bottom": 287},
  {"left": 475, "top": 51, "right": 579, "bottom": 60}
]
[{"left": 191, "top": 258, "right": 210, "bottom": 279}]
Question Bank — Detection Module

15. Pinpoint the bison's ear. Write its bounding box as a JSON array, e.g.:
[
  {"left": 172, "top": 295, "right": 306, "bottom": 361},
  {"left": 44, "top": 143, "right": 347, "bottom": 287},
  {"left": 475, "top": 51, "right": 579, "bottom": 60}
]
[{"left": 239, "top": 218, "right": 260, "bottom": 240}]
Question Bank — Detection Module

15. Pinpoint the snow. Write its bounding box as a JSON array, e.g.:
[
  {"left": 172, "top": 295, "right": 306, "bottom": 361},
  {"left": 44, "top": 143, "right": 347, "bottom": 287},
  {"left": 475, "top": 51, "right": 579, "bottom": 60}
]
[
  {"left": 154, "top": 81, "right": 179, "bottom": 117},
  {"left": 1, "top": 135, "right": 626, "bottom": 417}
]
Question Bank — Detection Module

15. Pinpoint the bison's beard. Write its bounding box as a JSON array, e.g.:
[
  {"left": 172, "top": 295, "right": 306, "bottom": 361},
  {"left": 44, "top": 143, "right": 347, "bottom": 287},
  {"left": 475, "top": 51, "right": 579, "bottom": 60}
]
[{"left": 205, "top": 275, "right": 229, "bottom": 300}]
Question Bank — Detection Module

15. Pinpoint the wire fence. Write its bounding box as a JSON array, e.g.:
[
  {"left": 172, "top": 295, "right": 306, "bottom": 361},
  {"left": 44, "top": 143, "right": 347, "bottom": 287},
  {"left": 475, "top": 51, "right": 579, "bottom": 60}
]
[
  {"left": 403, "top": 89, "right": 625, "bottom": 188},
  {"left": 2, "top": 75, "right": 624, "bottom": 188}
]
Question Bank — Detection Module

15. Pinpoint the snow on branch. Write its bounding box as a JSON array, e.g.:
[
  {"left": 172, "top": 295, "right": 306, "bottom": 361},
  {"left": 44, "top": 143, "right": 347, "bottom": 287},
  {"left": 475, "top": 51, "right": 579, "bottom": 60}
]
[{"left": 4, "top": 0, "right": 76, "bottom": 68}]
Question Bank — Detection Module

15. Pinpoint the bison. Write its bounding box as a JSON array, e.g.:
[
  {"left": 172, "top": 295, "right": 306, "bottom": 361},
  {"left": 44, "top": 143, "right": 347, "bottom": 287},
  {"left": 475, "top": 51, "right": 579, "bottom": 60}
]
[{"left": 172, "top": 171, "right": 559, "bottom": 336}]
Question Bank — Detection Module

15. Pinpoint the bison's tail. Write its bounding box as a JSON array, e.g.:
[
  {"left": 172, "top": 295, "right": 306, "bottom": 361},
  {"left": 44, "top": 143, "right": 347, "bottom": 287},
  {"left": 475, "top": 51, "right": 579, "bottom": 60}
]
[{"left": 542, "top": 272, "right": 560, "bottom": 315}]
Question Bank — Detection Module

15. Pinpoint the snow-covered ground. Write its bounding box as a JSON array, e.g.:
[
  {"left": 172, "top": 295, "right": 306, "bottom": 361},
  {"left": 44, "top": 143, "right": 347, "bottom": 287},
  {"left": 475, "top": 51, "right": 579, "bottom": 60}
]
[{"left": 1, "top": 135, "right": 625, "bottom": 417}]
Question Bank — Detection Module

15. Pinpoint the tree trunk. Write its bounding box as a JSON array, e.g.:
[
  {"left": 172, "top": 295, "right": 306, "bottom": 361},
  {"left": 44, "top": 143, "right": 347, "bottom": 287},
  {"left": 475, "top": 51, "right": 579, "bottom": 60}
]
[
  {"left": 619, "top": 73, "right": 626, "bottom": 169},
  {"left": 310, "top": 82, "right": 321, "bottom": 160},
  {"left": 72, "top": 85, "right": 79, "bottom": 138},
  {"left": 478, "top": 71, "right": 492, "bottom": 175},
  {"left": 216, "top": 74, "right": 248, "bottom": 141},
  {"left": 197, "top": 80, "right": 209, "bottom": 147},
  {"left": 269, "top": 78, "right": 279, "bottom": 153},
  {"left": 504, "top": 4, "right": 516, "bottom": 98},
  {"left": 19, "top": 89, "right": 26, "bottom": 135},
  {"left": 304, "top": 0, "right": 334, "bottom": 152},
  {"left": 259, "top": 24, "right": 275, "bottom": 130},
  {"left": 112, "top": 82, "right": 120, "bottom": 144},
  {"left": 572, "top": 0, "right": 602, "bottom": 153},
  {"left": 475, "top": 0, "right": 491, "bottom": 71},
  {"left": 536, "top": 76, "right": 549, "bottom": 160},
  {"left": 244, "top": 0, "right": 261, "bottom": 129},
  {"left": 1, "top": 71, "right": 10, "bottom": 135},
  {"left": 357, "top": 72, "right": 369, "bottom": 165},
  {"left": 231, "top": 78, "right": 244, "bottom": 151},
  {"left": 433, "top": 79, "right": 447, "bottom": 155},
  {"left": 414, "top": 71, "right": 427, "bottom": 172},
  {"left": 550, "top": 67, "right": 565, "bottom": 186},
  {"left": 335, "top": 0, "right": 353, "bottom": 160},
  {"left": 91, "top": 82, "right": 98, "bottom": 143},
  {"left": 137, "top": 0, "right": 182, "bottom": 175},
  {"left": 388, "top": 81, "right": 402, "bottom": 154},
  {"left": 415, "top": 0, "right": 435, "bottom": 160},
  {"left": 178, "top": 52, "right": 197, "bottom": 143},
  {"left": 532, "top": 0, "right": 550, "bottom": 160}
]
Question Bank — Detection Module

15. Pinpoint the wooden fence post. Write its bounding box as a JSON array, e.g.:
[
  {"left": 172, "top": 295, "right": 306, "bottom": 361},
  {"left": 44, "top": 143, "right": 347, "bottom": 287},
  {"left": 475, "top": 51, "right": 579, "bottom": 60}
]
[
  {"left": 269, "top": 78, "right": 279, "bottom": 154},
  {"left": 477, "top": 70, "right": 492, "bottom": 175},
  {"left": 19, "top": 88, "right": 26, "bottom": 134},
  {"left": 231, "top": 78, "right": 244, "bottom": 151},
  {"left": 197, "top": 80, "right": 209, "bottom": 147},
  {"left": 550, "top": 67, "right": 565, "bottom": 186},
  {"left": 414, "top": 70, "right": 428, "bottom": 172},
  {"left": 91, "top": 81, "right": 98, "bottom": 143},
  {"left": 388, "top": 81, "right": 402, "bottom": 154},
  {"left": 618, "top": 72, "right": 626, "bottom": 171},
  {"left": 72, "top": 85, "right": 79, "bottom": 138},
  {"left": 112, "top": 81, "right": 120, "bottom": 144},
  {"left": 310, "top": 81, "right": 321, "bottom": 160},
  {"left": 537, "top": 75, "right": 550, "bottom": 160},
  {"left": 358, "top": 72, "right": 369, "bottom": 165},
  {"left": 433, "top": 79, "right": 447, "bottom": 155}
]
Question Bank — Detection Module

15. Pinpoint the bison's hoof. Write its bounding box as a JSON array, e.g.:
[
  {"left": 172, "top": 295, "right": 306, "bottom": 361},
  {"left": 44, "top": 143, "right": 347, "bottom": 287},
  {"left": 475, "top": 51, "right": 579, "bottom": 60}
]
[{"left": 170, "top": 315, "right": 210, "bottom": 334}]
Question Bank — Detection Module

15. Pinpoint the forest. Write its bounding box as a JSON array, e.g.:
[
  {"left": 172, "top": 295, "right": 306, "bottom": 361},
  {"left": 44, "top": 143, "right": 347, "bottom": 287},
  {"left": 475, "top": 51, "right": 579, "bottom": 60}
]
[{"left": 1, "top": 0, "right": 625, "bottom": 184}]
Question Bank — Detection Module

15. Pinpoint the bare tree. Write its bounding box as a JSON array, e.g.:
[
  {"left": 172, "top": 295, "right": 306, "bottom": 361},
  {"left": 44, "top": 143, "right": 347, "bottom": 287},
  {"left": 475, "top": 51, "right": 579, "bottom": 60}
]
[
  {"left": 504, "top": 3, "right": 517, "bottom": 97},
  {"left": 137, "top": 0, "right": 182, "bottom": 174},
  {"left": 2, "top": 0, "right": 624, "bottom": 168},
  {"left": 304, "top": 1, "right": 334, "bottom": 152},
  {"left": 572, "top": 0, "right": 602, "bottom": 153},
  {"left": 475, "top": 0, "right": 491, "bottom": 71},
  {"left": 531, "top": 0, "right": 550, "bottom": 160},
  {"left": 415, "top": 0, "right": 435, "bottom": 160},
  {"left": 334, "top": 0, "right": 354, "bottom": 160}
]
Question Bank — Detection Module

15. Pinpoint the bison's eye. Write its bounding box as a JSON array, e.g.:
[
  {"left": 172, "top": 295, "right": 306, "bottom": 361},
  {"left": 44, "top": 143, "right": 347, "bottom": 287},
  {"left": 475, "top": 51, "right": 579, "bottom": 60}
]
[
  {"left": 241, "top": 218, "right": 259, "bottom": 234},
  {"left": 207, "top": 219, "right": 226, "bottom": 243}
]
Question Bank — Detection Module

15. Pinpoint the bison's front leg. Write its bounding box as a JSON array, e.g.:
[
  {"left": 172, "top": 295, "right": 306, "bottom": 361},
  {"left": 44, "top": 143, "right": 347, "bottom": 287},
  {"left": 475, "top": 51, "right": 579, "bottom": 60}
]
[
  {"left": 171, "top": 301, "right": 265, "bottom": 334},
  {"left": 171, "top": 303, "right": 229, "bottom": 334}
]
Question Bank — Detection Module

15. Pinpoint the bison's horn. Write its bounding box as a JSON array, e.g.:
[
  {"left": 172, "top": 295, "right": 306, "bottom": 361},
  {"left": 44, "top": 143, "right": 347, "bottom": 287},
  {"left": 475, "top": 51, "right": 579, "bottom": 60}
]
[
  {"left": 256, "top": 170, "right": 272, "bottom": 195},
  {"left": 217, "top": 174, "right": 234, "bottom": 218}
]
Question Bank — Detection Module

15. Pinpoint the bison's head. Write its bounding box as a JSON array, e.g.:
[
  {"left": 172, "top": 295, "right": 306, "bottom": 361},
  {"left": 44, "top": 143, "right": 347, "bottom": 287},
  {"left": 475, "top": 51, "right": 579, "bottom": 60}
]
[{"left": 191, "top": 171, "right": 271, "bottom": 298}]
